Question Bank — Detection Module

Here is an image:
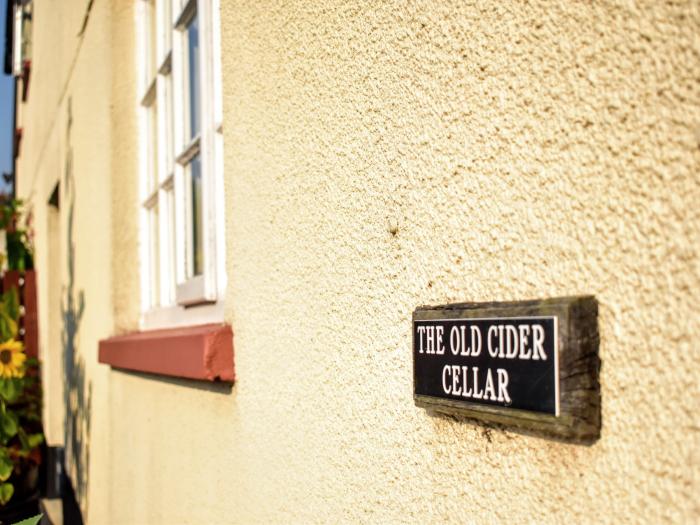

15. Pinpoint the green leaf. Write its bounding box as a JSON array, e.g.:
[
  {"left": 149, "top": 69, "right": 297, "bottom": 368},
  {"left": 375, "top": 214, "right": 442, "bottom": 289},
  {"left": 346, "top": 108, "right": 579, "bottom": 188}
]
[
  {"left": 26, "top": 433, "right": 43, "bottom": 449},
  {"left": 2, "top": 412, "right": 17, "bottom": 435},
  {"left": 0, "top": 311, "right": 17, "bottom": 341},
  {"left": 0, "top": 412, "right": 18, "bottom": 442},
  {"left": 0, "top": 380, "right": 21, "bottom": 403},
  {"left": 17, "top": 431, "right": 28, "bottom": 453},
  {"left": 0, "top": 482, "right": 13, "bottom": 505},
  {"left": 0, "top": 287, "right": 18, "bottom": 340},
  {"left": 3, "top": 288, "right": 19, "bottom": 325},
  {"left": 13, "top": 514, "right": 43, "bottom": 525},
  {"left": 0, "top": 451, "right": 13, "bottom": 482}
]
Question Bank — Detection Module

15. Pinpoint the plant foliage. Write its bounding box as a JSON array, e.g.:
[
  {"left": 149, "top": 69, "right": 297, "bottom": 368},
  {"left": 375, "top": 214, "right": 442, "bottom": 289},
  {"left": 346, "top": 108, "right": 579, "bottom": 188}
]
[
  {"left": 0, "top": 199, "right": 34, "bottom": 272},
  {"left": 0, "top": 288, "right": 44, "bottom": 507}
]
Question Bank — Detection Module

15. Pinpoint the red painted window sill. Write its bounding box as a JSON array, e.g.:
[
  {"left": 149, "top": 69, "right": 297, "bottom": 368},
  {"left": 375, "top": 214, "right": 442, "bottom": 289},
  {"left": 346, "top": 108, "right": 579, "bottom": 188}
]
[{"left": 98, "top": 323, "right": 235, "bottom": 383}]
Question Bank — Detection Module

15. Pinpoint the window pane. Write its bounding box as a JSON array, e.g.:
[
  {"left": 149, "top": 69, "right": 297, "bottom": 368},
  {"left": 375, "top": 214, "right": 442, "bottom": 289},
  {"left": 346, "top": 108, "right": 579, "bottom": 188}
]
[
  {"left": 148, "top": 204, "right": 160, "bottom": 307},
  {"left": 163, "top": 187, "right": 176, "bottom": 304},
  {"left": 148, "top": 0, "right": 157, "bottom": 78},
  {"left": 161, "top": 0, "right": 171, "bottom": 53},
  {"left": 163, "top": 74, "right": 174, "bottom": 175},
  {"left": 189, "top": 154, "right": 203, "bottom": 276},
  {"left": 147, "top": 101, "right": 158, "bottom": 193},
  {"left": 186, "top": 12, "right": 200, "bottom": 139}
]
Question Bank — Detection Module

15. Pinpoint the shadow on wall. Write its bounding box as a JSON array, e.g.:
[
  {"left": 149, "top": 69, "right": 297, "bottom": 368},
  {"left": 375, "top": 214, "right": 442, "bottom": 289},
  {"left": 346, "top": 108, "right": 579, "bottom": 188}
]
[{"left": 61, "top": 100, "right": 92, "bottom": 513}]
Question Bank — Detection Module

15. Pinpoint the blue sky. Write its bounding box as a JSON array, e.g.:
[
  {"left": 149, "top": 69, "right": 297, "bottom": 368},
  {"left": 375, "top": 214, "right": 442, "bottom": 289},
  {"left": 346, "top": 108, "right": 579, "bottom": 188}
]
[{"left": 0, "top": 0, "right": 14, "bottom": 194}]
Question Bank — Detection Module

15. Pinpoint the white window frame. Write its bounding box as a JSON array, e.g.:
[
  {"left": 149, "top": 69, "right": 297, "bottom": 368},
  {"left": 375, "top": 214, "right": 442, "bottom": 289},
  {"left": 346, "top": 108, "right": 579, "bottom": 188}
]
[
  {"left": 12, "top": 4, "right": 23, "bottom": 76},
  {"left": 136, "top": 0, "right": 225, "bottom": 330},
  {"left": 12, "top": 0, "right": 32, "bottom": 76}
]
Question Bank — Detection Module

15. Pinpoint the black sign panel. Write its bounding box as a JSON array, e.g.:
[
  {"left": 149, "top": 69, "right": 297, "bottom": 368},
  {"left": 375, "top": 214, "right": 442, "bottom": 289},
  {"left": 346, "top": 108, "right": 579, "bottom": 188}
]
[{"left": 413, "top": 316, "right": 558, "bottom": 415}]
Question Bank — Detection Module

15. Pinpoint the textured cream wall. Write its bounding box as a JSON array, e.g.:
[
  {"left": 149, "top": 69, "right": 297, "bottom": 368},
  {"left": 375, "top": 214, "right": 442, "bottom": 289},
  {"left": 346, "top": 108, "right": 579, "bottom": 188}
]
[
  {"left": 16, "top": 0, "right": 700, "bottom": 523},
  {"left": 109, "top": 0, "right": 140, "bottom": 336},
  {"left": 15, "top": 0, "right": 114, "bottom": 520},
  {"left": 107, "top": 0, "right": 699, "bottom": 523}
]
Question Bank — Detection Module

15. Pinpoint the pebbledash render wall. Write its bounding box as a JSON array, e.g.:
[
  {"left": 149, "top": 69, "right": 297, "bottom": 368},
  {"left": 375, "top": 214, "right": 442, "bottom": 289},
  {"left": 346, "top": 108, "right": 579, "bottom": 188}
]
[
  {"left": 15, "top": 0, "right": 700, "bottom": 523},
  {"left": 14, "top": 0, "right": 114, "bottom": 518}
]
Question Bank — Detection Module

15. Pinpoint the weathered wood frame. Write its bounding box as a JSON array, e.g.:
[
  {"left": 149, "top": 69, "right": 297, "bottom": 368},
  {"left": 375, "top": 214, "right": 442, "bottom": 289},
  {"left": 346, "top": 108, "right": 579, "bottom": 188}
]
[{"left": 413, "top": 296, "right": 600, "bottom": 443}]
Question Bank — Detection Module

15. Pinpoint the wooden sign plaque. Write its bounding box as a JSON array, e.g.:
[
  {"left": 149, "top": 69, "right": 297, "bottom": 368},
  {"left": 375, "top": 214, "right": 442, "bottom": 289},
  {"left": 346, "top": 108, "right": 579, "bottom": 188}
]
[{"left": 413, "top": 296, "right": 600, "bottom": 442}]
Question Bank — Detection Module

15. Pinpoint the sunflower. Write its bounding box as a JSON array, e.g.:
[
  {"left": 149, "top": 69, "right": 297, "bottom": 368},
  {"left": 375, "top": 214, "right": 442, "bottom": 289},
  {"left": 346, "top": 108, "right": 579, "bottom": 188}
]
[{"left": 0, "top": 340, "right": 26, "bottom": 379}]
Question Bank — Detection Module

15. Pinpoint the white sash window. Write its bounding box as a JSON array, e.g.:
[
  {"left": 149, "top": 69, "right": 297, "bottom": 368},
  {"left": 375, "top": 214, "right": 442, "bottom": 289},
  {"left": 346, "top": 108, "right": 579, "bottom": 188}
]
[{"left": 137, "top": 0, "right": 225, "bottom": 328}]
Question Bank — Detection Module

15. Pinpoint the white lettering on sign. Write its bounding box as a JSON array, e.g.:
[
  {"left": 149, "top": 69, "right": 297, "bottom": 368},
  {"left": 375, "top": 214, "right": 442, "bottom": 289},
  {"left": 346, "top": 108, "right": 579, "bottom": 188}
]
[
  {"left": 416, "top": 318, "right": 555, "bottom": 410},
  {"left": 426, "top": 326, "right": 435, "bottom": 353},
  {"left": 448, "top": 325, "right": 482, "bottom": 356},
  {"left": 440, "top": 365, "right": 511, "bottom": 402},
  {"left": 417, "top": 326, "right": 426, "bottom": 353},
  {"left": 436, "top": 326, "right": 445, "bottom": 355},
  {"left": 420, "top": 322, "right": 547, "bottom": 361},
  {"left": 532, "top": 324, "right": 546, "bottom": 360}
]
